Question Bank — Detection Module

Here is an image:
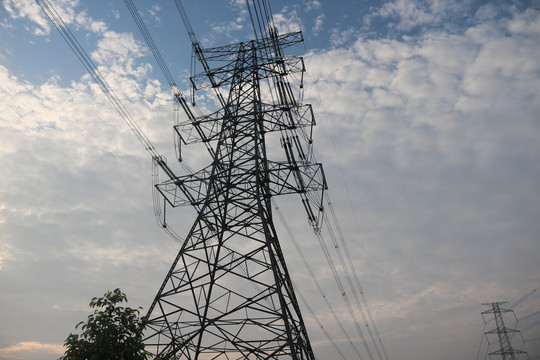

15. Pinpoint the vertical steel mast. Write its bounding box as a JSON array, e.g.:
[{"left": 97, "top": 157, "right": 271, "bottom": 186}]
[{"left": 143, "top": 4, "right": 326, "bottom": 358}]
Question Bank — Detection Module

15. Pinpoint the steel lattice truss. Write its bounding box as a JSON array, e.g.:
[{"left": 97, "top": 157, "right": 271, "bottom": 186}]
[
  {"left": 144, "top": 31, "right": 326, "bottom": 359},
  {"left": 482, "top": 302, "right": 527, "bottom": 360}
]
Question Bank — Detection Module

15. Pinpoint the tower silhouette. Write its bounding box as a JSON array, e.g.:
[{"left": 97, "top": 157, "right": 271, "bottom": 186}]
[
  {"left": 482, "top": 302, "right": 528, "bottom": 360},
  {"left": 35, "top": 0, "right": 392, "bottom": 358},
  {"left": 142, "top": 6, "right": 327, "bottom": 359}
]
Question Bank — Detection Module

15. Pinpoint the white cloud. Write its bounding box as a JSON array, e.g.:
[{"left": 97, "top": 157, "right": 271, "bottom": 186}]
[
  {"left": 0, "top": 241, "right": 14, "bottom": 270},
  {"left": 3, "top": 0, "right": 52, "bottom": 35},
  {"left": 74, "top": 10, "right": 107, "bottom": 34},
  {"left": 0, "top": 341, "right": 64, "bottom": 357},
  {"left": 0, "top": 17, "right": 14, "bottom": 30},
  {"left": 91, "top": 31, "right": 146, "bottom": 66},
  {"left": 201, "top": 1, "right": 248, "bottom": 45},
  {"left": 148, "top": 4, "right": 161, "bottom": 24},
  {"left": 371, "top": 0, "right": 471, "bottom": 31},
  {"left": 312, "top": 14, "right": 325, "bottom": 36},
  {"left": 272, "top": 6, "right": 301, "bottom": 34},
  {"left": 0, "top": 36, "right": 179, "bottom": 354},
  {"left": 3, "top": 0, "right": 80, "bottom": 36},
  {"left": 1, "top": 1, "right": 540, "bottom": 359},
  {"left": 110, "top": 8, "right": 120, "bottom": 20},
  {"left": 4, "top": 0, "right": 109, "bottom": 39},
  {"left": 299, "top": 6, "right": 540, "bottom": 357},
  {"left": 210, "top": 20, "right": 244, "bottom": 36},
  {"left": 330, "top": 26, "right": 360, "bottom": 47},
  {"left": 306, "top": 6, "right": 540, "bottom": 167},
  {"left": 305, "top": 0, "right": 321, "bottom": 12}
]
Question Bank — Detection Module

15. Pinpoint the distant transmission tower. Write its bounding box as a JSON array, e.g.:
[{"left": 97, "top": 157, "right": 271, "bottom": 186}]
[
  {"left": 141, "top": 2, "right": 326, "bottom": 359},
  {"left": 482, "top": 302, "right": 528, "bottom": 360}
]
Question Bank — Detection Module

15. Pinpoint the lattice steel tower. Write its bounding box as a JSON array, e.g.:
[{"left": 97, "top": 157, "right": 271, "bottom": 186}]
[
  {"left": 482, "top": 302, "right": 528, "bottom": 360},
  {"left": 142, "top": 2, "right": 327, "bottom": 359}
]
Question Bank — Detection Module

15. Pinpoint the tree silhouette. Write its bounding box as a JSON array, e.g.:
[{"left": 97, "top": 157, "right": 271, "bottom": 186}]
[{"left": 59, "top": 288, "right": 149, "bottom": 360}]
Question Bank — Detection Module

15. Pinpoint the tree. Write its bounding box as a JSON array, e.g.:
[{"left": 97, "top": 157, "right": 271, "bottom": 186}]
[{"left": 59, "top": 288, "right": 149, "bottom": 360}]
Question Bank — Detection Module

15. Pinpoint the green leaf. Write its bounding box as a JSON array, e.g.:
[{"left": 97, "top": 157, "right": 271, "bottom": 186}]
[{"left": 58, "top": 289, "right": 149, "bottom": 360}]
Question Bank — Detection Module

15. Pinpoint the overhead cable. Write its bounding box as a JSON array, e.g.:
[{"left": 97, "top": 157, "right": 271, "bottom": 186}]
[
  {"left": 36, "top": 0, "right": 159, "bottom": 160},
  {"left": 274, "top": 200, "right": 366, "bottom": 359}
]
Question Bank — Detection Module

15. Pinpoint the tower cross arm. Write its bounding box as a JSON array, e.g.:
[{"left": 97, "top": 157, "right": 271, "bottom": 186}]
[
  {"left": 266, "top": 161, "right": 327, "bottom": 196},
  {"left": 266, "top": 161, "right": 327, "bottom": 231},
  {"left": 190, "top": 55, "right": 305, "bottom": 90},
  {"left": 199, "top": 31, "right": 303, "bottom": 62},
  {"left": 155, "top": 167, "right": 213, "bottom": 207},
  {"left": 485, "top": 328, "right": 521, "bottom": 335},
  {"left": 489, "top": 349, "right": 528, "bottom": 356},
  {"left": 154, "top": 160, "right": 327, "bottom": 209},
  {"left": 175, "top": 104, "right": 315, "bottom": 145}
]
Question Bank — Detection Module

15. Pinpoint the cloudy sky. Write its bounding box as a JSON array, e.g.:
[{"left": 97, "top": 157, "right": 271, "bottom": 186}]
[{"left": 1, "top": 0, "right": 540, "bottom": 359}]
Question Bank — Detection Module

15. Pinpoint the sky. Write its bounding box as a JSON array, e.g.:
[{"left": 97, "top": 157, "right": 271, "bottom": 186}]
[{"left": 1, "top": 0, "right": 540, "bottom": 359}]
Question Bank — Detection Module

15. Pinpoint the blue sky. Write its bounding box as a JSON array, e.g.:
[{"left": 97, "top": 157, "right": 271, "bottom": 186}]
[{"left": 1, "top": 0, "right": 540, "bottom": 359}]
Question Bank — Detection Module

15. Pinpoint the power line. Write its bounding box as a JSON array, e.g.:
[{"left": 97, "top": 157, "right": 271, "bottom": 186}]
[
  {"left": 326, "top": 198, "right": 390, "bottom": 360},
  {"left": 123, "top": 0, "right": 217, "bottom": 166},
  {"left": 314, "top": 223, "right": 375, "bottom": 360},
  {"left": 294, "top": 283, "right": 348, "bottom": 360},
  {"left": 36, "top": 0, "right": 159, "bottom": 160},
  {"left": 283, "top": 1, "right": 391, "bottom": 358},
  {"left": 476, "top": 321, "right": 487, "bottom": 360},
  {"left": 274, "top": 200, "right": 367, "bottom": 359},
  {"left": 323, "top": 200, "right": 386, "bottom": 360},
  {"left": 510, "top": 289, "right": 537, "bottom": 310}
]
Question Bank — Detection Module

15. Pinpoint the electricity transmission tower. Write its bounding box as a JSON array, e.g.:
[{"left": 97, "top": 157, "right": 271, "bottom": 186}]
[
  {"left": 482, "top": 302, "right": 528, "bottom": 360},
  {"left": 142, "top": 2, "right": 326, "bottom": 359},
  {"left": 37, "top": 0, "right": 387, "bottom": 358}
]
